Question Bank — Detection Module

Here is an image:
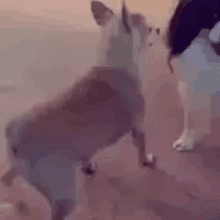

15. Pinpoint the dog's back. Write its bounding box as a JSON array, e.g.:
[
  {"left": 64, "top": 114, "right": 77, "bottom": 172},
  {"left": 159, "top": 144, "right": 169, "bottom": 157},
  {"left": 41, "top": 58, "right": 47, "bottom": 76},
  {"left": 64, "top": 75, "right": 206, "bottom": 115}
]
[{"left": 16, "top": 67, "right": 143, "bottom": 152}]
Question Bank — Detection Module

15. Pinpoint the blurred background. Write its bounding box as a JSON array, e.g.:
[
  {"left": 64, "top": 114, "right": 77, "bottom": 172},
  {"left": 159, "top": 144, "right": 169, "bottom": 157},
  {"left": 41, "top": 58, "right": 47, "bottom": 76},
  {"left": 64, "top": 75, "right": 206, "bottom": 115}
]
[{"left": 0, "top": 0, "right": 177, "bottom": 28}]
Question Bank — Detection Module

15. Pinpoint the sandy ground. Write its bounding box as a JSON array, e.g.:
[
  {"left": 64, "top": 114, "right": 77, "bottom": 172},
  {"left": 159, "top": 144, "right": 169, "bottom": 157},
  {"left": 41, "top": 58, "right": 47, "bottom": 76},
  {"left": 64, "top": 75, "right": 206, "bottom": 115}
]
[{"left": 1, "top": 8, "right": 220, "bottom": 220}]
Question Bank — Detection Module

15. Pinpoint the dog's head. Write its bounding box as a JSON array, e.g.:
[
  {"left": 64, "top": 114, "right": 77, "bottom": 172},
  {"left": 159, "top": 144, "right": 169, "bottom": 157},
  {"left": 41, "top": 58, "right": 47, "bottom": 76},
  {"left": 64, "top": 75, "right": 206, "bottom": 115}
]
[
  {"left": 167, "top": 0, "right": 220, "bottom": 73},
  {"left": 91, "top": 0, "right": 152, "bottom": 76}
]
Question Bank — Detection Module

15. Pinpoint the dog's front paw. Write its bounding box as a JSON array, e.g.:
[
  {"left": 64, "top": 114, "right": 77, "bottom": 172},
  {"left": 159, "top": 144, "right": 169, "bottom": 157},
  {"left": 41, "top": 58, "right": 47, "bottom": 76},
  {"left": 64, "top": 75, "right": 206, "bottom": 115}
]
[
  {"left": 172, "top": 128, "right": 208, "bottom": 152},
  {"left": 173, "top": 136, "right": 196, "bottom": 152}
]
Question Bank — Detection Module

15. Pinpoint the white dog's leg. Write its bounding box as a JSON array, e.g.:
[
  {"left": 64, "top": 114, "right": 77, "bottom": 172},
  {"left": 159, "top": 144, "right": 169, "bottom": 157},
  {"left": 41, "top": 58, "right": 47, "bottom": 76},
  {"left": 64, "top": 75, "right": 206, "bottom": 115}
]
[
  {"left": 173, "top": 81, "right": 192, "bottom": 151},
  {"left": 173, "top": 81, "right": 211, "bottom": 151}
]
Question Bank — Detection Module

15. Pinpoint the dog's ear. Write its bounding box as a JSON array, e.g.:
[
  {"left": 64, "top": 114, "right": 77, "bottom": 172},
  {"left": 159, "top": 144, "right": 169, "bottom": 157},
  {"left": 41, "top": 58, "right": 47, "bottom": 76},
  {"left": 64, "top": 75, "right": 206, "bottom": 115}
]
[
  {"left": 121, "top": 0, "right": 132, "bottom": 33},
  {"left": 91, "top": 1, "right": 114, "bottom": 26}
]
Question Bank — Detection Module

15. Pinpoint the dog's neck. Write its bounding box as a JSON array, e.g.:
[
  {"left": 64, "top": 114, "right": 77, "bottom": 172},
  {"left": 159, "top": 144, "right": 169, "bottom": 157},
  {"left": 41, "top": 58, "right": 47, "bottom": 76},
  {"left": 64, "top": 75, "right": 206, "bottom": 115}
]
[{"left": 96, "top": 49, "right": 140, "bottom": 79}]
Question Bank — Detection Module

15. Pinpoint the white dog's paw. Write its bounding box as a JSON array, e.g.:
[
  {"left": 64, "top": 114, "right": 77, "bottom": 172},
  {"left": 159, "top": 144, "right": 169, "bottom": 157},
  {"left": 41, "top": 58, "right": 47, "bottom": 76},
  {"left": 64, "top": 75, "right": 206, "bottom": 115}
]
[
  {"left": 173, "top": 129, "right": 196, "bottom": 151},
  {"left": 173, "top": 138, "right": 196, "bottom": 152},
  {"left": 173, "top": 130, "right": 196, "bottom": 152},
  {"left": 173, "top": 128, "right": 210, "bottom": 152}
]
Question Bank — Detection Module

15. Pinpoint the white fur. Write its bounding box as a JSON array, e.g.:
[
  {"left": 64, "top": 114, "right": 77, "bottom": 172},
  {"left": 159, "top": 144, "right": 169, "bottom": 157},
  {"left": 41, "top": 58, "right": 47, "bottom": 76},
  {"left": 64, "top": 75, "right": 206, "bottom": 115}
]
[{"left": 172, "top": 28, "right": 220, "bottom": 151}]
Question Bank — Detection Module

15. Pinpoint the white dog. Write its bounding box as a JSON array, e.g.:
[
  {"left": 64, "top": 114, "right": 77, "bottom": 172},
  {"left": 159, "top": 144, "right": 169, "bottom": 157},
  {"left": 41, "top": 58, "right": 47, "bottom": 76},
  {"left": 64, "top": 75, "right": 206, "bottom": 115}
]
[
  {"left": 1, "top": 1, "right": 154, "bottom": 219},
  {"left": 168, "top": 0, "right": 220, "bottom": 151}
]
